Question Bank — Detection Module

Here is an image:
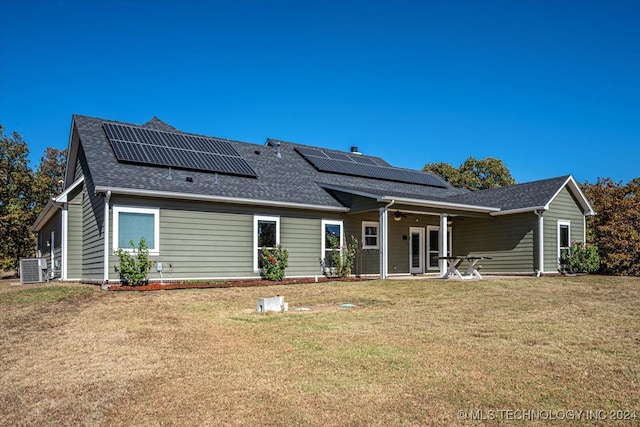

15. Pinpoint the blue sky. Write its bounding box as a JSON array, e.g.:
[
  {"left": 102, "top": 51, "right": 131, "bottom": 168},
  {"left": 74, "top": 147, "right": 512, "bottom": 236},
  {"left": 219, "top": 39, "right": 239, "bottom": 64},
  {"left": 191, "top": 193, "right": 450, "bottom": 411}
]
[{"left": 1, "top": 0, "right": 638, "bottom": 185}]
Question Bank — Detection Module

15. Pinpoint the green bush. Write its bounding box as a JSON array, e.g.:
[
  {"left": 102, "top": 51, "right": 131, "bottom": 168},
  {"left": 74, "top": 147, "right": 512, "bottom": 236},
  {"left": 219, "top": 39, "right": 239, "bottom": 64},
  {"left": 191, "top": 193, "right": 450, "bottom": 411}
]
[
  {"left": 560, "top": 242, "right": 600, "bottom": 274},
  {"left": 326, "top": 234, "right": 358, "bottom": 278},
  {"left": 114, "top": 238, "right": 154, "bottom": 286},
  {"left": 260, "top": 245, "right": 289, "bottom": 281}
]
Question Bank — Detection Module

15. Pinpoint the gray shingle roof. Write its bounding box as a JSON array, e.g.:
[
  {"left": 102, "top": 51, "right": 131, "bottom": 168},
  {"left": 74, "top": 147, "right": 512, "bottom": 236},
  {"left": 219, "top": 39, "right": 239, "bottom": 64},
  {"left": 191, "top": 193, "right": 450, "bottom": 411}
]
[
  {"left": 69, "top": 114, "right": 580, "bottom": 214},
  {"left": 442, "top": 176, "right": 572, "bottom": 211}
]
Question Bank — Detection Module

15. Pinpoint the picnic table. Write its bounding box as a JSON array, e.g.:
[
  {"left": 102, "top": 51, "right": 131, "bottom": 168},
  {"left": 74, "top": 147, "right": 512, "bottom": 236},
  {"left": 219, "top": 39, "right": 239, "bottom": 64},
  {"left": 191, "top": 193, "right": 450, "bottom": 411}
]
[{"left": 438, "top": 256, "right": 493, "bottom": 280}]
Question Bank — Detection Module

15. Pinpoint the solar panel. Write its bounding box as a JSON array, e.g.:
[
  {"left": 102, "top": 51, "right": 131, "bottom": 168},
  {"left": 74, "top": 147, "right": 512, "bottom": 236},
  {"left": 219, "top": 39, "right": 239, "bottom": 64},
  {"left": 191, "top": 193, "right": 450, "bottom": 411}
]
[
  {"left": 103, "top": 122, "right": 257, "bottom": 177},
  {"left": 295, "top": 147, "right": 448, "bottom": 188}
]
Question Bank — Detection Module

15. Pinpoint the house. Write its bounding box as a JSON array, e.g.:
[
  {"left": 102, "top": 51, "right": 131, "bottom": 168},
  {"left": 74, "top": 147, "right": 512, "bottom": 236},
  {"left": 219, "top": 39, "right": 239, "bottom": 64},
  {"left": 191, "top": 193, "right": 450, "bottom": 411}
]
[{"left": 31, "top": 114, "right": 595, "bottom": 284}]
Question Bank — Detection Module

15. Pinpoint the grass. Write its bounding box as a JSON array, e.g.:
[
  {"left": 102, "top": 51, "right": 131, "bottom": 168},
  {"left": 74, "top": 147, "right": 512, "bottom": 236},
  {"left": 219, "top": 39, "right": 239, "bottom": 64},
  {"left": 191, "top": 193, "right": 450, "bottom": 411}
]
[{"left": 0, "top": 276, "right": 638, "bottom": 426}]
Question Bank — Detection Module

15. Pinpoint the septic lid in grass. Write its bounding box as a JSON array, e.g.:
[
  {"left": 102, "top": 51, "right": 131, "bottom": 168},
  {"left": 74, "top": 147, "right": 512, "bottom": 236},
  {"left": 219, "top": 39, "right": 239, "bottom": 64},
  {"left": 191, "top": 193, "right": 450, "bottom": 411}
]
[{"left": 340, "top": 303, "right": 356, "bottom": 308}]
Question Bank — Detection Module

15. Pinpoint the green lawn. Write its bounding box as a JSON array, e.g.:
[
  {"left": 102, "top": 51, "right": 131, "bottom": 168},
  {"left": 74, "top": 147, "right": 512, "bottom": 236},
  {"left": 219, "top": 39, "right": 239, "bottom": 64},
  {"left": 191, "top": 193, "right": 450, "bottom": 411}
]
[{"left": 0, "top": 276, "right": 638, "bottom": 426}]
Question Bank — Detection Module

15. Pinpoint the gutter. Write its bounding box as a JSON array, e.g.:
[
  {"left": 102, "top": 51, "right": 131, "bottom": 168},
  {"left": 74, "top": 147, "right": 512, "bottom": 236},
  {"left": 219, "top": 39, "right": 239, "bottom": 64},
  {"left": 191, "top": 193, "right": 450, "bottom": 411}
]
[
  {"left": 490, "top": 206, "right": 547, "bottom": 216},
  {"left": 94, "top": 186, "right": 349, "bottom": 212},
  {"left": 103, "top": 190, "right": 111, "bottom": 284},
  {"left": 534, "top": 209, "right": 546, "bottom": 276}
]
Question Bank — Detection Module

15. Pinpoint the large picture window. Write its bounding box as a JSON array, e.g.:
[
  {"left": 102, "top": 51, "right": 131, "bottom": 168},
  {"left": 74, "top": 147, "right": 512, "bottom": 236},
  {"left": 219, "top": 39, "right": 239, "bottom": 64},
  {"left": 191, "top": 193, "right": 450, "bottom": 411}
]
[
  {"left": 362, "top": 221, "right": 379, "bottom": 249},
  {"left": 321, "top": 220, "right": 343, "bottom": 268},
  {"left": 113, "top": 206, "right": 160, "bottom": 255},
  {"left": 254, "top": 215, "right": 280, "bottom": 271}
]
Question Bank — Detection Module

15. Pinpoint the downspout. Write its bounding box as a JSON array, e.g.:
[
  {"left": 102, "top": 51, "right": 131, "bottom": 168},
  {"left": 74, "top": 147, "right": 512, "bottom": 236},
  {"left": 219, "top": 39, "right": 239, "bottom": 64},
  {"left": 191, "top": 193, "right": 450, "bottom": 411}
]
[
  {"left": 535, "top": 209, "right": 544, "bottom": 277},
  {"left": 379, "top": 200, "right": 395, "bottom": 279},
  {"left": 103, "top": 191, "right": 112, "bottom": 285}
]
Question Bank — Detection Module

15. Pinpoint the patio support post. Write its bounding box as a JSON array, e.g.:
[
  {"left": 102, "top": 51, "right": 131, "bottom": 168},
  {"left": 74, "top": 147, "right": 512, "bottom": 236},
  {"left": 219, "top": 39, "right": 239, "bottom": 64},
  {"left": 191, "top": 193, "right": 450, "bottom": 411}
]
[
  {"left": 439, "top": 213, "right": 448, "bottom": 276},
  {"left": 379, "top": 201, "right": 394, "bottom": 279}
]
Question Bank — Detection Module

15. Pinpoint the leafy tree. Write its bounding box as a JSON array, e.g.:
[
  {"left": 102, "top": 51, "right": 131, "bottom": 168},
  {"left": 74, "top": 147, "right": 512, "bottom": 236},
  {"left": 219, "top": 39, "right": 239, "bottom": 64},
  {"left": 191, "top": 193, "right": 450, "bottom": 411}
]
[
  {"left": 424, "top": 156, "right": 515, "bottom": 190},
  {"left": 33, "top": 147, "right": 67, "bottom": 211},
  {"left": 0, "top": 126, "right": 36, "bottom": 273},
  {"left": 583, "top": 178, "right": 640, "bottom": 276},
  {"left": 421, "top": 162, "right": 460, "bottom": 186}
]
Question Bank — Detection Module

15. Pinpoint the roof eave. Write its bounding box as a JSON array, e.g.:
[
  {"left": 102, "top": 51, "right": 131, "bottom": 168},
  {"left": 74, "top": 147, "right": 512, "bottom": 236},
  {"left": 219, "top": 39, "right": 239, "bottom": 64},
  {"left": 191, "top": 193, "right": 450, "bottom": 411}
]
[
  {"left": 379, "top": 196, "right": 500, "bottom": 213},
  {"left": 31, "top": 199, "right": 62, "bottom": 232},
  {"left": 94, "top": 186, "right": 349, "bottom": 212},
  {"left": 490, "top": 206, "right": 547, "bottom": 216}
]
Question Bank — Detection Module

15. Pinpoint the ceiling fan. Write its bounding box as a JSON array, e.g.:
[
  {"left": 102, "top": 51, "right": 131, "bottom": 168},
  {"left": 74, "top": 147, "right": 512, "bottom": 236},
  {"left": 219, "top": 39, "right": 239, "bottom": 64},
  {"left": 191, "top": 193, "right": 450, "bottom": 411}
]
[{"left": 393, "top": 211, "right": 408, "bottom": 222}]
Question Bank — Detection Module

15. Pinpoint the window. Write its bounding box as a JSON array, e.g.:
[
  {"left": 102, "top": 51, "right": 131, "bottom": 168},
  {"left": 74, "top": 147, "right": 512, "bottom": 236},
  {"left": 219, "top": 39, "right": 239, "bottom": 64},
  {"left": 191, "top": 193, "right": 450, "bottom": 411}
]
[
  {"left": 113, "top": 206, "right": 160, "bottom": 255},
  {"left": 558, "top": 220, "right": 571, "bottom": 262},
  {"left": 362, "top": 221, "right": 379, "bottom": 249},
  {"left": 321, "top": 220, "right": 343, "bottom": 268},
  {"left": 254, "top": 215, "right": 280, "bottom": 271}
]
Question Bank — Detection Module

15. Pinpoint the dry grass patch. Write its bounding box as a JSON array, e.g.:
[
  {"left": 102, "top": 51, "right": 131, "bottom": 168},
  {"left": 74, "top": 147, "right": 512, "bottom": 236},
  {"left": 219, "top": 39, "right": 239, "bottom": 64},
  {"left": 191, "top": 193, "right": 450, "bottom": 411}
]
[{"left": 0, "top": 276, "right": 638, "bottom": 426}]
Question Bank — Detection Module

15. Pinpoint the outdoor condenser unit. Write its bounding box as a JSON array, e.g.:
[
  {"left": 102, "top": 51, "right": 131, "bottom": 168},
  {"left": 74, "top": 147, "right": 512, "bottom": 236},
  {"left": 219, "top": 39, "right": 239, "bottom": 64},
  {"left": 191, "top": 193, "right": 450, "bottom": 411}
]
[{"left": 19, "top": 258, "right": 48, "bottom": 284}]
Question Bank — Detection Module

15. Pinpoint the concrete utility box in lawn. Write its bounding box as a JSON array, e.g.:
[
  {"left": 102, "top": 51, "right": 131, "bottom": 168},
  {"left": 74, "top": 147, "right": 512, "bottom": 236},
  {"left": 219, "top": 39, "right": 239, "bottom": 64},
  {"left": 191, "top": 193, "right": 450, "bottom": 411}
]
[{"left": 257, "top": 296, "right": 288, "bottom": 313}]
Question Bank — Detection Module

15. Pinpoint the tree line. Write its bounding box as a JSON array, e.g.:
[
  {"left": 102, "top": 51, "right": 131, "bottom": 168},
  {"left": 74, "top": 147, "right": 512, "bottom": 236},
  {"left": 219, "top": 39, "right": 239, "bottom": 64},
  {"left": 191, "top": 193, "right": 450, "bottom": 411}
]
[
  {"left": 1, "top": 126, "right": 638, "bottom": 276},
  {"left": 1, "top": 126, "right": 66, "bottom": 274}
]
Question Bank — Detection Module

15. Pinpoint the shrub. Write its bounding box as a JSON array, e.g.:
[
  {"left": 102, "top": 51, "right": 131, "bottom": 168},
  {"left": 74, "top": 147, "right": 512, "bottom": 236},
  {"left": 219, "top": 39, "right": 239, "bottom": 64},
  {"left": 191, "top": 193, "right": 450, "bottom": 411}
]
[
  {"left": 260, "top": 245, "right": 289, "bottom": 281},
  {"left": 326, "top": 234, "right": 358, "bottom": 278},
  {"left": 560, "top": 241, "right": 600, "bottom": 274},
  {"left": 114, "top": 238, "right": 154, "bottom": 286}
]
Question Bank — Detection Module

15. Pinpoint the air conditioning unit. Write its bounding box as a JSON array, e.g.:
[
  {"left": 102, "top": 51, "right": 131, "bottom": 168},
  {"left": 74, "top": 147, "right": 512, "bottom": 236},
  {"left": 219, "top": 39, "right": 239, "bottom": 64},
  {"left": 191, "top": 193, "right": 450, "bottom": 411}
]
[{"left": 19, "top": 258, "right": 48, "bottom": 284}]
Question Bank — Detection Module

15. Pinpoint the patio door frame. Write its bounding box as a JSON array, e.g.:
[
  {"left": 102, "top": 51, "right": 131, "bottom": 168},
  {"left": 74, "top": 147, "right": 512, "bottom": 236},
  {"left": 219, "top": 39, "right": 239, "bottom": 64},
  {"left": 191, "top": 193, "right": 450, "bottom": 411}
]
[
  {"left": 409, "top": 227, "right": 425, "bottom": 274},
  {"left": 427, "top": 225, "right": 452, "bottom": 270}
]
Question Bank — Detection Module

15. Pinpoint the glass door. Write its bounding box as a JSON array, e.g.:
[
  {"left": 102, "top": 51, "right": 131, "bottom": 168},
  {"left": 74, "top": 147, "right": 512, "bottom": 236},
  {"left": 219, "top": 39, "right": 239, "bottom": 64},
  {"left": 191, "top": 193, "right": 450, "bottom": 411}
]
[{"left": 409, "top": 227, "right": 424, "bottom": 274}]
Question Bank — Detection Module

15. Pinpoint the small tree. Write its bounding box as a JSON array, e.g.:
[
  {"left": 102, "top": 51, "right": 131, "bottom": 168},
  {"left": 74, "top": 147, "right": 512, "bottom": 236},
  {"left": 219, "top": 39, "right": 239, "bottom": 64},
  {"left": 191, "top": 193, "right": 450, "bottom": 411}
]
[
  {"left": 114, "top": 238, "right": 153, "bottom": 286},
  {"left": 260, "top": 245, "right": 289, "bottom": 281}
]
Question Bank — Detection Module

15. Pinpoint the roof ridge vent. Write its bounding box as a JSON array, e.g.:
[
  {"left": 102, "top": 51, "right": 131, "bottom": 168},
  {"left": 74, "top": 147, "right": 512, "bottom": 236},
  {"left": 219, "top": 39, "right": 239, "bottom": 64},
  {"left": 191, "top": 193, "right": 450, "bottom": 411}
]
[{"left": 350, "top": 146, "right": 361, "bottom": 155}]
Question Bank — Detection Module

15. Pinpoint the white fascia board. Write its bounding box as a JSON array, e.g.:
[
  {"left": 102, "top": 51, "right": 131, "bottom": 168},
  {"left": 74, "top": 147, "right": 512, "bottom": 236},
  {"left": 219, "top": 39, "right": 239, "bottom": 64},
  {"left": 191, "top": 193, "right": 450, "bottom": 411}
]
[
  {"left": 94, "top": 186, "right": 349, "bottom": 212},
  {"left": 547, "top": 175, "right": 596, "bottom": 216},
  {"left": 490, "top": 206, "right": 547, "bottom": 216},
  {"left": 379, "top": 196, "right": 500, "bottom": 213},
  {"left": 30, "top": 199, "right": 61, "bottom": 232},
  {"left": 55, "top": 176, "right": 85, "bottom": 203},
  {"left": 63, "top": 119, "right": 78, "bottom": 187}
]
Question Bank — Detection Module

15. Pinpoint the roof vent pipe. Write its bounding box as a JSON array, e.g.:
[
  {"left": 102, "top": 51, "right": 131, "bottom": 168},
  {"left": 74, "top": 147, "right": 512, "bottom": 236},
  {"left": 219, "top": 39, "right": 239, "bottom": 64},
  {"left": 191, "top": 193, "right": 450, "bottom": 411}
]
[
  {"left": 276, "top": 142, "right": 282, "bottom": 158},
  {"left": 350, "top": 146, "right": 361, "bottom": 155}
]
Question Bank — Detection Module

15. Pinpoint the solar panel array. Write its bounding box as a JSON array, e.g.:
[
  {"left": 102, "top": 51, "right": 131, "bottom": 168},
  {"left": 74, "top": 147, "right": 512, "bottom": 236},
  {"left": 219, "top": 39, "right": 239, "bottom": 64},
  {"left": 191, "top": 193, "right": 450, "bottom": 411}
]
[
  {"left": 103, "top": 123, "right": 257, "bottom": 177},
  {"left": 295, "top": 146, "right": 449, "bottom": 188}
]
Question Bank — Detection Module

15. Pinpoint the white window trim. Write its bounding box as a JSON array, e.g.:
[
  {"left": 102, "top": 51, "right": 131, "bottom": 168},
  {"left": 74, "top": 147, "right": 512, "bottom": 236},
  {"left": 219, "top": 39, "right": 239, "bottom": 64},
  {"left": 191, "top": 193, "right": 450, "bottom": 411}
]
[
  {"left": 557, "top": 220, "right": 571, "bottom": 262},
  {"left": 321, "top": 219, "right": 344, "bottom": 263},
  {"left": 427, "top": 225, "right": 452, "bottom": 270},
  {"left": 362, "top": 221, "right": 379, "bottom": 249},
  {"left": 112, "top": 206, "right": 160, "bottom": 256},
  {"left": 254, "top": 215, "right": 280, "bottom": 272}
]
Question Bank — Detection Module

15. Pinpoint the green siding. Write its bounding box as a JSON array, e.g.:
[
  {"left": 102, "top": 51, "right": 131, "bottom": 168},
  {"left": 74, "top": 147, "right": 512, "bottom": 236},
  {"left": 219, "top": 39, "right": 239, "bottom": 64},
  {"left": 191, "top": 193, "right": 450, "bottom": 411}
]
[
  {"left": 78, "top": 146, "right": 105, "bottom": 280},
  {"left": 454, "top": 213, "right": 537, "bottom": 273},
  {"left": 543, "top": 187, "right": 586, "bottom": 273},
  {"left": 281, "top": 216, "right": 323, "bottom": 276},
  {"left": 107, "top": 196, "right": 344, "bottom": 281},
  {"left": 66, "top": 184, "right": 83, "bottom": 279}
]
